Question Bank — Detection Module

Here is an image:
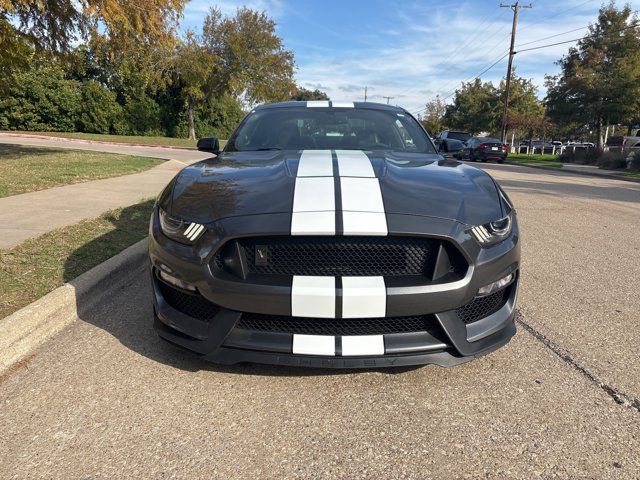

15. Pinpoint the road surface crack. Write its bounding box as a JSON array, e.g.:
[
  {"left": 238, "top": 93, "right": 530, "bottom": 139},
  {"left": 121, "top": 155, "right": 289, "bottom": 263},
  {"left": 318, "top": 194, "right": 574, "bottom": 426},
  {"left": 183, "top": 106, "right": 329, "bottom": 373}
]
[{"left": 515, "top": 310, "right": 640, "bottom": 413}]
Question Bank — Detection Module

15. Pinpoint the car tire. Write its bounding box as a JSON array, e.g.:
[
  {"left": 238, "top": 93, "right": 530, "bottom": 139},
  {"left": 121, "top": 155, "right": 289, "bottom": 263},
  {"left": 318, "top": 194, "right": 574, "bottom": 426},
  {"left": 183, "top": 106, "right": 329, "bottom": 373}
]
[
  {"left": 497, "top": 159, "right": 504, "bottom": 164},
  {"left": 480, "top": 158, "right": 488, "bottom": 163}
]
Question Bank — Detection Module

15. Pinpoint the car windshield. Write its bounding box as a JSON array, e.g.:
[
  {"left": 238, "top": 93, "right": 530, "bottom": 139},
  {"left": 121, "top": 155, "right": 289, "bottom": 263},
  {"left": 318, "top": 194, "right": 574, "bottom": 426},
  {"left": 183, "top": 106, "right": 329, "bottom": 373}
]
[
  {"left": 226, "top": 107, "right": 436, "bottom": 153},
  {"left": 481, "top": 137, "right": 501, "bottom": 143},
  {"left": 448, "top": 131, "right": 471, "bottom": 142}
]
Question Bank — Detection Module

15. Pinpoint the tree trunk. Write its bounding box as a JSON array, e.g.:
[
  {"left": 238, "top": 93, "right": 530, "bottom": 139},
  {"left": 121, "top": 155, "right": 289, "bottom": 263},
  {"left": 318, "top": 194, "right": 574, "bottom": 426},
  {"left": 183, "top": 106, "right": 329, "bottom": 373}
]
[
  {"left": 596, "top": 117, "right": 604, "bottom": 151},
  {"left": 187, "top": 100, "right": 196, "bottom": 140}
]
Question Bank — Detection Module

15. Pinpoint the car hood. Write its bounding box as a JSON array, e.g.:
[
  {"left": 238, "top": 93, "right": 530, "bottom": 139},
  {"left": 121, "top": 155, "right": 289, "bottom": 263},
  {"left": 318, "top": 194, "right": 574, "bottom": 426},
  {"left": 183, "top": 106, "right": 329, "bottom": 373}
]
[{"left": 162, "top": 150, "right": 504, "bottom": 226}]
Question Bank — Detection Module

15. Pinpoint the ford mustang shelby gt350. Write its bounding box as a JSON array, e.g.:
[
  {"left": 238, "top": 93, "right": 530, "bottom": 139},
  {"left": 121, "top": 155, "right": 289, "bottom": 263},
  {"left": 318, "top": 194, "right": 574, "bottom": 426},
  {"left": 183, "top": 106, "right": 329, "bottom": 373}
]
[{"left": 149, "top": 101, "right": 520, "bottom": 368}]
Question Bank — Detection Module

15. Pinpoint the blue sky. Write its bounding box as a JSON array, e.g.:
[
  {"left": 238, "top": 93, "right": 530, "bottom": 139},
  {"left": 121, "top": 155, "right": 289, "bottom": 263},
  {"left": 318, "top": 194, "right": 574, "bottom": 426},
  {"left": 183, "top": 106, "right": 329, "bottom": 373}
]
[{"left": 182, "top": 0, "right": 637, "bottom": 114}]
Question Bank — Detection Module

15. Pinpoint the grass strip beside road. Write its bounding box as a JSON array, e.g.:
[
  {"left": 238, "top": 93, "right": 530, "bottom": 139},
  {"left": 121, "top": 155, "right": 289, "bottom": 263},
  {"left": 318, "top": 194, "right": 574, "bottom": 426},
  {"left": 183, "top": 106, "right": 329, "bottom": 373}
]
[
  {"left": 508, "top": 153, "right": 564, "bottom": 169},
  {"left": 2, "top": 131, "right": 199, "bottom": 148},
  {"left": 0, "top": 199, "right": 154, "bottom": 320},
  {"left": 0, "top": 145, "right": 164, "bottom": 198}
]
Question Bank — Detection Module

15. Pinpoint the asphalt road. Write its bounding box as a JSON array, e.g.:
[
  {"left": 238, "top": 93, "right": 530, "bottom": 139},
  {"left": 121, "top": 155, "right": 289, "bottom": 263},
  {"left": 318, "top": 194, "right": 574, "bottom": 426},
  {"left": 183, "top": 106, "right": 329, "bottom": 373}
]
[{"left": 1, "top": 163, "right": 639, "bottom": 478}]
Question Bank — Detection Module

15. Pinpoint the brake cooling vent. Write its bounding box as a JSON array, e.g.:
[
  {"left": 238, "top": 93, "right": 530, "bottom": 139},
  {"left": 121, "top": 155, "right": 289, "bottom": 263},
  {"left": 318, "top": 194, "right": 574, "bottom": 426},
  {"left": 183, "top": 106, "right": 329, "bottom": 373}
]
[{"left": 455, "top": 287, "right": 509, "bottom": 324}]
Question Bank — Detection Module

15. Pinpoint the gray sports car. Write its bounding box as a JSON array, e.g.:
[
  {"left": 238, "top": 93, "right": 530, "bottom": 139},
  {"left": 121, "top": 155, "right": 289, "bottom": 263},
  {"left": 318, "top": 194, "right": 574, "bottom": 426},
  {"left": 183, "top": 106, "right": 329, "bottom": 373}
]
[{"left": 149, "top": 101, "right": 520, "bottom": 368}]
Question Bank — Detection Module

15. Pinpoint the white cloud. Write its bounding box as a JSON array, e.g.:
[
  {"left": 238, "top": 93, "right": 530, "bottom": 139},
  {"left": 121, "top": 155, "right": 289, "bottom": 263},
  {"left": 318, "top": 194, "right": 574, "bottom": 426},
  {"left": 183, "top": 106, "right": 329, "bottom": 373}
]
[{"left": 294, "top": 0, "right": 602, "bottom": 114}]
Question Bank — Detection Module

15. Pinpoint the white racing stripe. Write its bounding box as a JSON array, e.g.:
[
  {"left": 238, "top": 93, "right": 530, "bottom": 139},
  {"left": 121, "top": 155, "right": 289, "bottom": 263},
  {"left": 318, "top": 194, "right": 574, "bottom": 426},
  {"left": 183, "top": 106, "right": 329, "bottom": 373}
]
[
  {"left": 331, "top": 101, "right": 354, "bottom": 108},
  {"left": 291, "top": 212, "right": 335, "bottom": 236},
  {"left": 342, "top": 276, "right": 386, "bottom": 318},
  {"left": 342, "top": 335, "right": 385, "bottom": 356},
  {"left": 292, "top": 177, "right": 334, "bottom": 212},
  {"left": 340, "top": 177, "right": 384, "bottom": 212},
  {"left": 292, "top": 334, "right": 335, "bottom": 356},
  {"left": 297, "top": 150, "right": 333, "bottom": 177},
  {"left": 306, "top": 100, "right": 330, "bottom": 108},
  {"left": 342, "top": 212, "right": 387, "bottom": 236},
  {"left": 291, "top": 177, "right": 335, "bottom": 235},
  {"left": 335, "top": 150, "right": 375, "bottom": 177},
  {"left": 291, "top": 276, "right": 335, "bottom": 318}
]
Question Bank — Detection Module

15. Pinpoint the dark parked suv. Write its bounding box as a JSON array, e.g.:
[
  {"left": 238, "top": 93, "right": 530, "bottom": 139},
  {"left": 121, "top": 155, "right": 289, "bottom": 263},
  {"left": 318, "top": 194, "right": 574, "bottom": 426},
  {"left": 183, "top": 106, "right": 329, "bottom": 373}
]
[{"left": 436, "top": 130, "right": 472, "bottom": 152}]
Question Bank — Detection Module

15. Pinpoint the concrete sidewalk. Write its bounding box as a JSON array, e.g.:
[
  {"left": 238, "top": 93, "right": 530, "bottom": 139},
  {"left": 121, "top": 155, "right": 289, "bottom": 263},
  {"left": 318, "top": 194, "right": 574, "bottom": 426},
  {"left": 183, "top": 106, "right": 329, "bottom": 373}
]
[{"left": 0, "top": 159, "right": 207, "bottom": 249}]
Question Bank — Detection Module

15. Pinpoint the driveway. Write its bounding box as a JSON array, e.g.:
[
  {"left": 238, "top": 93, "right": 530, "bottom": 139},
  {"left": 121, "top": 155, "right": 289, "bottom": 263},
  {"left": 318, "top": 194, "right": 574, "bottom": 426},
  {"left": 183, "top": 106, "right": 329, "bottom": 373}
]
[{"left": 1, "top": 163, "right": 639, "bottom": 478}]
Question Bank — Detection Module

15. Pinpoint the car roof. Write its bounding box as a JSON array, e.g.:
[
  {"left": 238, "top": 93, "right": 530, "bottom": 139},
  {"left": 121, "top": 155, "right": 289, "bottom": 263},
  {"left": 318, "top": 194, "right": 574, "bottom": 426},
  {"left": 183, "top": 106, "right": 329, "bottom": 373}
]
[{"left": 253, "top": 101, "right": 407, "bottom": 113}]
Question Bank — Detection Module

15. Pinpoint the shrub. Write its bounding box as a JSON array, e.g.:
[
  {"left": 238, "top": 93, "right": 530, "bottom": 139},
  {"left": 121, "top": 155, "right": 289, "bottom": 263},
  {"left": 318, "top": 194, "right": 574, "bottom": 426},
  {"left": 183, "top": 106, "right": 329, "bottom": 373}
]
[
  {"left": 559, "top": 148, "right": 599, "bottom": 165},
  {"left": 628, "top": 151, "right": 640, "bottom": 172},
  {"left": 0, "top": 67, "right": 80, "bottom": 131},
  {"left": 596, "top": 152, "right": 628, "bottom": 170},
  {"left": 78, "top": 81, "right": 125, "bottom": 134},
  {"left": 122, "top": 93, "right": 162, "bottom": 136}
]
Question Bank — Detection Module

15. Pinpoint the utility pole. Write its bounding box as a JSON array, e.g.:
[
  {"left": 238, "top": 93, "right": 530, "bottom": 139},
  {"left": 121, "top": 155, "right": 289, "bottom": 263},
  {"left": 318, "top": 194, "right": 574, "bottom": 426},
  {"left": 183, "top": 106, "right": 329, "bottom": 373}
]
[
  {"left": 499, "top": 1, "right": 531, "bottom": 143},
  {"left": 364, "top": 86, "right": 368, "bottom": 102},
  {"left": 383, "top": 96, "right": 394, "bottom": 104}
]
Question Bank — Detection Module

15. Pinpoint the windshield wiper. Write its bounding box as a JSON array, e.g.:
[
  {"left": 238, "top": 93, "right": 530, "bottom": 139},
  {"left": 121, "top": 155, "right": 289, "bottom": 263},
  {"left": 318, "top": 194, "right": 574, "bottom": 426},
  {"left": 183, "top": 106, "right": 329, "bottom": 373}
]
[{"left": 253, "top": 147, "right": 281, "bottom": 151}]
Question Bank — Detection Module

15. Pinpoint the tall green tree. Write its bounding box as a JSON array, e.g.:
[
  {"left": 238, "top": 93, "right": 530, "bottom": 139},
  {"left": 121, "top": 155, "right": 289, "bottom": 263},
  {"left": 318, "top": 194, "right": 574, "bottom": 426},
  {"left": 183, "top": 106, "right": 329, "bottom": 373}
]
[
  {"left": 545, "top": 2, "right": 640, "bottom": 149},
  {"left": 420, "top": 96, "right": 447, "bottom": 135},
  {"left": 174, "top": 6, "right": 296, "bottom": 139},
  {"left": 443, "top": 79, "right": 501, "bottom": 134},
  {"left": 202, "top": 7, "right": 296, "bottom": 103}
]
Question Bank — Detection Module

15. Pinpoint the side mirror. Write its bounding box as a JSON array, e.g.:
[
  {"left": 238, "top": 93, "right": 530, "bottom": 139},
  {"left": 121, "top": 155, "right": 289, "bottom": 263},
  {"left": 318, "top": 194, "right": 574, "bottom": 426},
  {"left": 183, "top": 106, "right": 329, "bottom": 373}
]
[{"left": 197, "top": 137, "right": 221, "bottom": 154}]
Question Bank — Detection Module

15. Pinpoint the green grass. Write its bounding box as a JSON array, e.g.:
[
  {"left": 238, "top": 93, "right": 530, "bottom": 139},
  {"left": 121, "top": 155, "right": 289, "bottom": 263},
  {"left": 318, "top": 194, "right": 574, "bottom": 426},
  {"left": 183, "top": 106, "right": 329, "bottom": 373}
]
[
  {"left": 623, "top": 171, "right": 640, "bottom": 178},
  {"left": 0, "top": 144, "right": 163, "bottom": 198},
  {"left": 2, "top": 131, "right": 198, "bottom": 148},
  {"left": 0, "top": 200, "right": 154, "bottom": 320},
  {"left": 507, "top": 153, "right": 563, "bottom": 169},
  {"left": 508, "top": 153, "right": 560, "bottom": 162}
]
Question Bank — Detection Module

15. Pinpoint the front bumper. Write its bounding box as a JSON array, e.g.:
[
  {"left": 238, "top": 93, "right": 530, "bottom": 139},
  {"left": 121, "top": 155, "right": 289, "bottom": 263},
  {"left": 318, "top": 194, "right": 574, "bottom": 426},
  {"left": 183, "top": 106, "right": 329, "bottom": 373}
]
[{"left": 149, "top": 209, "right": 520, "bottom": 368}]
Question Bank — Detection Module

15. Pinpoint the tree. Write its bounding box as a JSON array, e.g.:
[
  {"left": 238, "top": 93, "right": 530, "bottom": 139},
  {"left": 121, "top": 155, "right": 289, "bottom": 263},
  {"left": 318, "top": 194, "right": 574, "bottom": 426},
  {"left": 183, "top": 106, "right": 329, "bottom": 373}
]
[
  {"left": 545, "top": 3, "right": 640, "bottom": 149},
  {"left": 420, "top": 95, "right": 447, "bottom": 135},
  {"left": 0, "top": 0, "right": 186, "bottom": 53},
  {"left": 443, "top": 79, "right": 501, "bottom": 134},
  {"left": 202, "top": 7, "right": 296, "bottom": 104},
  {"left": 173, "top": 6, "right": 296, "bottom": 139},
  {"left": 173, "top": 32, "right": 218, "bottom": 139},
  {"left": 291, "top": 87, "right": 329, "bottom": 101}
]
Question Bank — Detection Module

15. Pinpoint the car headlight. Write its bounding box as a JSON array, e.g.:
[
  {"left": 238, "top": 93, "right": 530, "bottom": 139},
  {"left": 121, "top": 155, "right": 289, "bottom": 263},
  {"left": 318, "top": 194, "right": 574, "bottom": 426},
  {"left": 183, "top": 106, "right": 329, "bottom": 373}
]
[
  {"left": 158, "top": 208, "right": 206, "bottom": 244},
  {"left": 469, "top": 213, "right": 513, "bottom": 245}
]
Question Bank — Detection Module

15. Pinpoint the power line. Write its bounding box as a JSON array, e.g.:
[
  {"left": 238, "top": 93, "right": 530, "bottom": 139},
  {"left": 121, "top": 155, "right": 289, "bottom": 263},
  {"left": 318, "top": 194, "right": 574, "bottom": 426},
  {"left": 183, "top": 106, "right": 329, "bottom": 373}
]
[
  {"left": 411, "top": 51, "right": 510, "bottom": 116},
  {"left": 516, "top": 25, "right": 589, "bottom": 47},
  {"left": 514, "top": 22, "right": 639, "bottom": 53}
]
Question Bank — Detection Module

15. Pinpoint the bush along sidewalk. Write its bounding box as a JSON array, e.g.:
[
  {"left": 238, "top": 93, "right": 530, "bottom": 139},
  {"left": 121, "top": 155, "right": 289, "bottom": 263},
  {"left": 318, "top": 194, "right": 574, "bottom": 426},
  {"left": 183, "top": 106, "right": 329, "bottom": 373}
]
[
  {"left": 0, "top": 199, "right": 154, "bottom": 320},
  {"left": 558, "top": 148, "right": 639, "bottom": 173}
]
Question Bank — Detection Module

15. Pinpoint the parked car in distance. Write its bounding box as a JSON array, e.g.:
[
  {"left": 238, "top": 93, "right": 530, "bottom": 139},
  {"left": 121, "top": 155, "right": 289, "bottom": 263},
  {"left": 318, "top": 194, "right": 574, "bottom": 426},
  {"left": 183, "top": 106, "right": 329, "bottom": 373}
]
[
  {"left": 606, "top": 130, "right": 640, "bottom": 149},
  {"left": 455, "top": 136, "right": 508, "bottom": 163},
  {"left": 436, "top": 130, "right": 472, "bottom": 152}
]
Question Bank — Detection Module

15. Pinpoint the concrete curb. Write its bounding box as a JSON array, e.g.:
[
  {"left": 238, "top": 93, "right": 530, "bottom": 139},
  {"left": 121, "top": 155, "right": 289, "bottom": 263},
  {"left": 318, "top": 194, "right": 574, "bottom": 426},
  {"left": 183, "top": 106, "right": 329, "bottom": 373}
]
[
  {"left": 0, "top": 239, "right": 149, "bottom": 375},
  {"left": 0, "top": 133, "right": 197, "bottom": 151},
  {"left": 504, "top": 161, "right": 640, "bottom": 184}
]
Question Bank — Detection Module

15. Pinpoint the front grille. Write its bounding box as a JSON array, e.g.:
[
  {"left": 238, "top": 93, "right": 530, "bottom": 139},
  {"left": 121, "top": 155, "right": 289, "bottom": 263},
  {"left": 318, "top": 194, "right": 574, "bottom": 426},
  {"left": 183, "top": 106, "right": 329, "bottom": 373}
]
[
  {"left": 455, "top": 287, "right": 509, "bottom": 324},
  {"left": 236, "top": 313, "right": 440, "bottom": 336},
  {"left": 157, "top": 279, "right": 219, "bottom": 320},
  {"left": 216, "top": 236, "right": 448, "bottom": 277}
]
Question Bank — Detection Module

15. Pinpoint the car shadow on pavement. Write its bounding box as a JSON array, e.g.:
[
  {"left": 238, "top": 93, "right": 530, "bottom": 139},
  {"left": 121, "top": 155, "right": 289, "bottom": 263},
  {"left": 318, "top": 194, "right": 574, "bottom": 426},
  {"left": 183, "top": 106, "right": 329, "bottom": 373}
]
[{"left": 66, "top": 217, "right": 420, "bottom": 377}]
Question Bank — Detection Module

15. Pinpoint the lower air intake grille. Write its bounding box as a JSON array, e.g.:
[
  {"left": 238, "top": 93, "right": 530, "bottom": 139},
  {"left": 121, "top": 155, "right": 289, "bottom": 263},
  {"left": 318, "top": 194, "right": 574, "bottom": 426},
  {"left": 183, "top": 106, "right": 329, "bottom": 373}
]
[
  {"left": 223, "top": 236, "right": 443, "bottom": 277},
  {"left": 157, "top": 279, "right": 219, "bottom": 321},
  {"left": 236, "top": 313, "right": 440, "bottom": 336},
  {"left": 455, "top": 286, "right": 509, "bottom": 324}
]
